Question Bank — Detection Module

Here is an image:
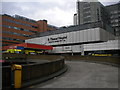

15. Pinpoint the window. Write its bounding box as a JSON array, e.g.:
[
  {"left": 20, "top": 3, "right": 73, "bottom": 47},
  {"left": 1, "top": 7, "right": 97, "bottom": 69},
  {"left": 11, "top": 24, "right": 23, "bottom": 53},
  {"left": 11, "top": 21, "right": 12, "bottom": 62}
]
[
  {"left": 115, "top": 28, "right": 119, "bottom": 31},
  {"left": 83, "top": 17, "right": 91, "bottom": 23},
  {"left": 115, "top": 19, "right": 118, "bottom": 22},
  {"left": 113, "top": 11, "right": 118, "bottom": 14},
  {"left": 13, "top": 27, "right": 18, "bottom": 29},
  {"left": 110, "top": 19, "right": 119, "bottom": 23},
  {"left": 2, "top": 25, "right": 36, "bottom": 33},
  {"left": 2, "top": 37, "right": 24, "bottom": 42},
  {"left": 83, "top": 12, "right": 91, "bottom": 17},
  {"left": 110, "top": 11, "right": 118, "bottom": 15},
  {"left": 112, "top": 24, "right": 118, "bottom": 26},
  {"left": 3, "top": 19, "right": 38, "bottom": 28},
  {"left": 3, "top": 30, "right": 30, "bottom": 37},
  {"left": 110, "top": 20, "right": 114, "bottom": 23},
  {"left": 84, "top": 15, "right": 91, "bottom": 19},
  {"left": 15, "top": 15, "right": 36, "bottom": 24},
  {"left": 83, "top": 7, "right": 90, "bottom": 12},
  {"left": 83, "top": 2, "right": 90, "bottom": 8},
  {"left": 97, "top": 9, "right": 100, "bottom": 21}
]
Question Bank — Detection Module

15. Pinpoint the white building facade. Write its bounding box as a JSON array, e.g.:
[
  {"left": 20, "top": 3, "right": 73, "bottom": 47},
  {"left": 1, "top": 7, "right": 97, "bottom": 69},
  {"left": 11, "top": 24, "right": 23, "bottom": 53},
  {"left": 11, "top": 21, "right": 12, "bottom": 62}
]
[{"left": 25, "top": 24, "right": 120, "bottom": 55}]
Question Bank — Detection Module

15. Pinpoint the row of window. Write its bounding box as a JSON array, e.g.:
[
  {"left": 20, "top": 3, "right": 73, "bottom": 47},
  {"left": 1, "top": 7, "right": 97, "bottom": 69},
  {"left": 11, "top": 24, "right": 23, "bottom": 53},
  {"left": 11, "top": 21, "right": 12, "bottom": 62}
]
[
  {"left": 110, "top": 19, "right": 119, "bottom": 23},
  {"left": 83, "top": 15, "right": 91, "bottom": 19},
  {"left": 3, "top": 18, "right": 38, "bottom": 28},
  {"left": 14, "top": 15, "right": 37, "bottom": 24},
  {"left": 83, "top": 11, "right": 91, "bottom": 14},
  {"left": 115, "top": 28, "right": 120, "bottom": 31},
  {"left": 83, "top": 12, "right": 91, "bottom": 17},
  {"left": 111, "top": 23, "right": 119, "bottom": 27},
  {"left": 3, "top": 25, "right": 37, "bottom": 33},
  {"left": 2, "top": 37, "right": 25, "bottom": 42},
  {"left": 110, "top": 15, "right": 119, "bottom": 19},
  {"left": 3, "top": 30, "right": 30, "bottom": 37},
  {"left": 83, "top": 7, "right": 91, "bottom": 12},
  {"left": 83, "top": 2, "right": 90, "bottom": 8},
  {"left": 83, "top": 17, "right": 92, "bottom": 23},
  {"left": 110, "top": 11, "right": 119, "bottom": 14},
  {"left": 3, "top": 44, "right": 11, "bottom": 46}
]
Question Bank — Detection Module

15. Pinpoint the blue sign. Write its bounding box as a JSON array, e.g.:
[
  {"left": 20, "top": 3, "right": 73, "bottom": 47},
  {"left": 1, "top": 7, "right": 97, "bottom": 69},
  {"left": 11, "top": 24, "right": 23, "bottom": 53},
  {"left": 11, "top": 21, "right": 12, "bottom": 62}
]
[{"left": 16, "top": 46, "right": 24, "bottom": 50}]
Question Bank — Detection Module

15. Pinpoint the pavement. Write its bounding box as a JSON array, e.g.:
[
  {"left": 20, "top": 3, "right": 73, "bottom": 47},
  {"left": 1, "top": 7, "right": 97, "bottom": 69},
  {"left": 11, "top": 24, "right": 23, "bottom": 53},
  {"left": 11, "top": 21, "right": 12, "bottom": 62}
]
[{"left": 26, "top": 60, "right": 119, "bottom": 88}]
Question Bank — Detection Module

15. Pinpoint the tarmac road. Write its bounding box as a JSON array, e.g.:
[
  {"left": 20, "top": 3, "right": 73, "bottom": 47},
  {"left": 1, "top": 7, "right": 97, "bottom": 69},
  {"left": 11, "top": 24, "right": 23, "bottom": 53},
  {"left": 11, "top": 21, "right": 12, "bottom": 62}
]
[{"left": 27, "top": 60, "right": 118, "bottom": 88}]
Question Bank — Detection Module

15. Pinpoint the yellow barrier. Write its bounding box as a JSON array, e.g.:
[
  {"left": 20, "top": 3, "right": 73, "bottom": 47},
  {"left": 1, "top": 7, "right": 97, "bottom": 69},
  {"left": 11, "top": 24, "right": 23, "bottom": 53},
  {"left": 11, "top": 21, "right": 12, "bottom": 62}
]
[
  {"left": 24, "top": 50, "right": 35, "bottom": 54},
  {"left": 6, "top": 49, "right": 22, "bottom": 53},
  {"left": 92, "top": 54, "right": 112, "bottom": 56},
  {"left": 12, "top": 64, "right": 22, "bottom": 88}
]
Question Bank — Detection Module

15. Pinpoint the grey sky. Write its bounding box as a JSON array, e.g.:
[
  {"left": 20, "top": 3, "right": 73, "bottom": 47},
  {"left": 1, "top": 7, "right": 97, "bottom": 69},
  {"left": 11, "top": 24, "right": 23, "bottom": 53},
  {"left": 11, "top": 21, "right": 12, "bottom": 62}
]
[{"left": 1, "top": 0, "right": 119, "bottom": 27}]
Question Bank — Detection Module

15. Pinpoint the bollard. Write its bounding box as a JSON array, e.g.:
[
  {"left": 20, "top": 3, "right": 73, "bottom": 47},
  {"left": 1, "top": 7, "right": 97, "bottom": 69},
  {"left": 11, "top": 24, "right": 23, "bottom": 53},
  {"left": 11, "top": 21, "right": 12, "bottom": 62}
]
[{"left": 12, "top": 64, "right": 22, "bottom": 88}]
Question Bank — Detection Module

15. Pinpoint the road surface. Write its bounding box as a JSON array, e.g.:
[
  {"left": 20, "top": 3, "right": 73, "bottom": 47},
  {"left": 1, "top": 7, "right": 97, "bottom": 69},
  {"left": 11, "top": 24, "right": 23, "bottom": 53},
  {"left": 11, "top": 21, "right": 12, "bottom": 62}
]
[{"left": 28, "top": 60, "right": 118, "bottom": 88}]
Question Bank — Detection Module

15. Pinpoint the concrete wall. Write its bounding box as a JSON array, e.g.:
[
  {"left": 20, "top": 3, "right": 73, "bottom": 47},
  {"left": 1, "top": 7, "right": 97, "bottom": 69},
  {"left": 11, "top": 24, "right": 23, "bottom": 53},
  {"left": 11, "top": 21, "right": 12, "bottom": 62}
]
[
  {"left": 2, "top": 56, "right": 65, "bottom": 89},
  {"left": 2, "top": 66, "right": 11, "bottom": 88},
  {"left": 51, "top": 40, "right": 119, "bottom": 53},
  {"left": 64, "top": 55, "right": 120, "bottom": 65},
  {"left": 84, "top": 40, "right": 120, "bottom": 51},
  {"left": 22, "top": 58, "right": 64, "bottom": 84},
  {"left": 26, "top": 28, "right": 115, "bottom": 46},
  {"left": 2, "top": 54, "right": 63, "bottom": 61},
  {"left": 77, "top": 2, "right": 104, "bottom": 25}
]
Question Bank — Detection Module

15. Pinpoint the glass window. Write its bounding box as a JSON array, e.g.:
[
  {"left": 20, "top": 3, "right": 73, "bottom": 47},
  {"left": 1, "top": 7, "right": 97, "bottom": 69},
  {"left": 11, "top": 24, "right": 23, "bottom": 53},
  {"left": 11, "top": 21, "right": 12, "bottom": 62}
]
[
  {"left": 83, "top": 2, "right": 90, "bottom": 8},
  {"left": 83, "top": 17, "right": 91, "bottom": 23},
  {"left": 115, "top": 28, "right": 119, "bottom": 31},
  {"left": 2, "top": 37, "right": 24, "bottom": 42},
  {"left": 3, "top": 30, "right": 30, "bottom": 37},
  {"left": 115, "top": 19, "right": 118, "bottom": 22},
  {"left": 2, "top": 24, "right": 35, "bottom": 33},
  {"left": 3, "top": 19, "right": 38, "bottom": 28}
]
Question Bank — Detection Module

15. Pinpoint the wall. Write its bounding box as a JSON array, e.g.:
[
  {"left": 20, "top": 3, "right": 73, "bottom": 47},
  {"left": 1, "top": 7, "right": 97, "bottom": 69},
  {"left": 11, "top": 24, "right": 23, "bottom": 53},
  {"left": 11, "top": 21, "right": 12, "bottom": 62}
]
[
  {"left": 26, "top": 28, "right": 115, "bottom": 46},
  {"left": 22, "top": 59, "right": 64, "bottom": 84},
  {"left": 37, "top": 20, "right": 47, "bottom": 32},
  {"left": 2, "top": 56, "right": 65, "bottom": 89},
  {"left": 84, "top": 40, "right": 120, "bottom": 51},
  {"left": 2, "top": 15, "right": 38, "bottom": 46},
  {"left": 52, "top": 40, "right": 119, "bottom": 53},
  {"left": 64, "top": 55, "right": 120, "bottom": 65},
  {"left": 2, "top": 14, "right": 57, "bottom": 46}
]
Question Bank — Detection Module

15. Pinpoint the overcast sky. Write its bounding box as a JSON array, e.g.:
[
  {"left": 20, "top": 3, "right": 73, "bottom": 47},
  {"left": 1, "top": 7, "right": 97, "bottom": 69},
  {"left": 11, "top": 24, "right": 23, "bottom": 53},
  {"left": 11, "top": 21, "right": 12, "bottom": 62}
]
[{"left": 1, "top": 0, "right": 119, "bottom": 27}]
